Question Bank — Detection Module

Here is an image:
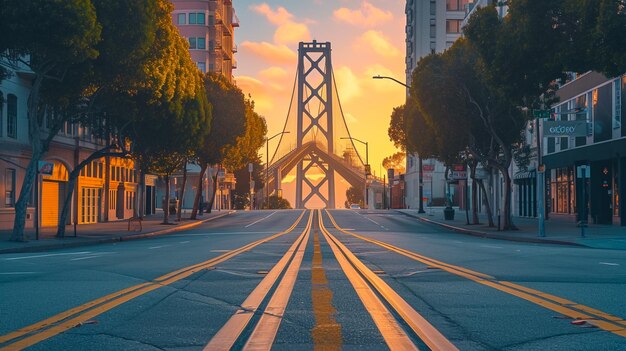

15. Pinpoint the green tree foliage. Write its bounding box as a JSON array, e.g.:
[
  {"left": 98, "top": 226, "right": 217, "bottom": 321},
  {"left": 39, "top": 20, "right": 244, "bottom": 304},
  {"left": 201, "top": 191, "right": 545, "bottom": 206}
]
[
  {"left": 388, "top": 105, "right": 407, "bottom": 150},
  {"left": 190, "top": 73, "right": 246, "bottom": 217},
  {"left": 265, "top": 195, "right": 292, "bottom": 210},
  {"left": 345, "top": 185, "right": 365, "bottom": 209},
  {"left": 382, "top": 152, "right": 406, "bottom": 175},
  {"left": 223, "top": 98, "right": 268, "bottom": 172},
  {"left": 0, "top": 0, "right": 102, "bottom": 240}
]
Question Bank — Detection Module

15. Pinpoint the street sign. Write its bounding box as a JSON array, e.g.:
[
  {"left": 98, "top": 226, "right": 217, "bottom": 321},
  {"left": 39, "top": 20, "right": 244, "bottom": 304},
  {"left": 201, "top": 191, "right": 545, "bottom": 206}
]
[
  {"left": 422, "top": 164, "right": 434, "bottom": 172},
  {"left": 365, "top": 164, "right": 371, "bottom": 175},
  {"left": 451, "top": 171, "right": 467, "bottom": 180},
  {"left": 387, "top": 168, "right": 394, "bottom": 181},
  {"left": 248, "top": 163, "right": 253, "bottom": 172},
  {"left": 543, "top": 120, "right": 589, "bottom": 137},
  {"left": 533, "top": 109, "right": 550, "bottom": 118}
]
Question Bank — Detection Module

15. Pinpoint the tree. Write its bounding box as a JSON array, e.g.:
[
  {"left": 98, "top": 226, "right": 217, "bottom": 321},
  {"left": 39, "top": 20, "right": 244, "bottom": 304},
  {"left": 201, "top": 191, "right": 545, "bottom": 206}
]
[
  {"left": 345, "top": 184, "right": 364, "bottom": 209},
  {"left": 55, "top": 0, "right": 194, "bottom": 236},
  {"left": 265, "top": 195, "right": 292, "bottom": 209},
  {"left": 190, "top": 73, "right": 246, "bottom": 218},
  {"left": 0, "top": 0, "right": 102, "bottom": 241},
  {"left": 231, "top": 160, "right": 264, "bottom": 210},
  {"left": 388, "top": 105, "right": 407, "bottom": 150},
  {"left": 382, "top": 152, "right": 406, "bottom": 175}
]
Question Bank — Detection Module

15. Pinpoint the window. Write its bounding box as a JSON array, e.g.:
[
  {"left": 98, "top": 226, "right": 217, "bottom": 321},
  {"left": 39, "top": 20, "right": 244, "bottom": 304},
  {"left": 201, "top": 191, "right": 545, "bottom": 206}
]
[
  {"left": 189, "top": 13, "right": 196, "bottom": 24},
  {"left": 430, "top": 20, "right": 436, "bottom": 38},
  {"left": 209, "top": 15, "right": 215, "bottom": 25},
  {"left": 615, "top": 78, "right": 622, "bottom": 128},
  {"left": 197, "top": 37, "right": 206, "bottom": 50},
  {"left": 109, "top": 190, "right": 116, "bottom": 210},
  {"left": 189, "top": 37, "right": 197, "bottom": 49},
  {"left": 197, "top": 62, "right": 206, "bottom": 73},
  {"left": 196, "top": 13, "right": 205, "bottom": 25},
  {"left": 430, "top": 1, "right": 436, "bottom": 15},
  {"left": 5, "top": 168, "right": 15, "bottom": 207},
  {"left": 209, "top": 40, "right": 215, "bottom": 51},
  {"left": 7, "top": 94, "right": 17, "bottom": 138},
  {"left": 177, "top": 13, "right": 186, "bottom": 25},
  {"left": 446, "top": 19, "right": 461, "bottom": 33},
  {"left": 447, "top": 0, "right": 470, "bottom": 11}
]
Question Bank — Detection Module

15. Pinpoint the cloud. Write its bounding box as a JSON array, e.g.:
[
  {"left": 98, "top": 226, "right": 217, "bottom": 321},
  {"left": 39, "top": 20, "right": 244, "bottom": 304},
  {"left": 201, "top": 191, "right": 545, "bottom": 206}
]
[
  {"left": 355, "top": 30, "right": 400, "bottom": 57},
  {"left": 250, "top": 3, "right": 293, "bottom": 25},
  {"left": 239, "top": 41, "right": 297, "bottom": 65},
  {"left": 274, "top": 22, "right": 311, "bottom": 45},
  {"left": 333, "top": 66, "right": 362, "bottom": 103},
  {"left": 236, "top": 76, "right": 275, "bottom": 113},
  {"left": 334, "top": 1, "right": 393, "bottom": 27},
  {"left": 251, "top": 3, "right": 311, "bottom": 44}
]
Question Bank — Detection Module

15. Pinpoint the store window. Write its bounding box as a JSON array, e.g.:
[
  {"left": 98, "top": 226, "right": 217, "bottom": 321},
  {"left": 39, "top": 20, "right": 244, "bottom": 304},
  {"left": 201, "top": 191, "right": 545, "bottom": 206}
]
[
  {"left": 5, "top": 168, "right": 15, "bottom": 207},
  {"left": 7, "top": 94, "right": 17, "bottom": 138},
  {"left": 550, "top": 167, "right": 574, "bottom": 214}
]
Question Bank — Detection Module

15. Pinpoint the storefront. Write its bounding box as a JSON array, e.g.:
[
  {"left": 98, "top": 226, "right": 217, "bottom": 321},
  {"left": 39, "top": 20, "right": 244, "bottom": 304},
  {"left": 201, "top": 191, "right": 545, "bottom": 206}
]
[{"left": 515, "top": 171, "right": 536, "bottom": 217}]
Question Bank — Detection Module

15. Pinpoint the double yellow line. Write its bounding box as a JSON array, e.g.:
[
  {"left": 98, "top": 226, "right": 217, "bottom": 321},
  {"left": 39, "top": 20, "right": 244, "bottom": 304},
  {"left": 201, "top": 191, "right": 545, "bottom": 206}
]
[
  {"left": 319, "top": 210, "right": 458, "bottom": 351},
  {"left": 204, "top": 210, "right": 314, "bottom": 350},
  {"left": 324, "top": 209, "right": 626, "bottom": 339},
  {"left": 0, "top": 210, "right": 307, "bottom": 351}
]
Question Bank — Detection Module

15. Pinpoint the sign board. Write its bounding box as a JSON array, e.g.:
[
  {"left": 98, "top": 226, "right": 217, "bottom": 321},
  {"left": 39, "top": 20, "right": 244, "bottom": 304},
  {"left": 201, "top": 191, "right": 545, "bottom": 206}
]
[
  {"left": 422, "top": 164, "right": 434, "bottom": 172},
  {"left": 533, "top": 109, "right": 550, "bottom": 118},
  {"left": 543, "top": 120, "right": 589, "bottom": 137},
  {"left": 248, "top": 163, "right": 253, "bottom": 172},
  {"left": 451, "top": 171, "right": 467, "bottom": 180},
  {"left": 364, "top": 164, "right": 371, "bottom": 176},
  {"left": 387, "top": 168, "right": 394, "bottom": 181},
  {"left": 38, "top": 161, "right": 54, "bottom": 175}
]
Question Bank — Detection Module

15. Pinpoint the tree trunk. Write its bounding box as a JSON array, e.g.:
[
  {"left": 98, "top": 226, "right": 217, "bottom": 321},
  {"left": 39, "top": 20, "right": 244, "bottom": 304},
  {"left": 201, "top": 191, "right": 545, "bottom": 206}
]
[
  {"left": 56, "top": 169, "right": 79, "bottom": 238},
  {"left": 176, "top": 160, "right": 188, "bottom": 221},
  {"left": 501, "top": 167, "right": 517, "bottom": 230},
  {"left": 476, "top": 178, "right": 495, "bottom": 227},
  {"left": 11, "top": 152, "right": 40, "bottom": 241},
  {"left": 469, "top": 162, "right": 480, "bottom": 224},
  {"left": 471, "top": 173, "right": 480, "bottom": 224},
  {"left": 137, "top": 169, "right": 145, "bottom": 218},
  {"left": 207, "top": 174, "right": 218, "bottom": 214},
  {"left": 190, "top": 162, "right": 207, "bottom": 219},
  {"left": 163, "top": 175, "right": 171, "bottom": 224},
  {"left": 12, "top": 76, "right": 44, "bottom": 241}
]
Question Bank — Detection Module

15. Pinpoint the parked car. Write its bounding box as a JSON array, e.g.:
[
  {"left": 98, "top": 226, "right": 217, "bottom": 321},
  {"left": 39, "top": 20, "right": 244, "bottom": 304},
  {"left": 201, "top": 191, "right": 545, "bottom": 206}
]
[{"left": 350, "top": 203, "right": 361, "bottom": 210}]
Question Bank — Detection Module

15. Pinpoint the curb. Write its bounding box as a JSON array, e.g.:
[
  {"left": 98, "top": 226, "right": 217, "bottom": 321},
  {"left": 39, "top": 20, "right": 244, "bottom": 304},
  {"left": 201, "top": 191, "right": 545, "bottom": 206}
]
[
  {"left": 0, "top": 211, "right": 235, "bottom": 254},
  {"left": 397, "top": 210, "right": 587, "bottom": 247}
]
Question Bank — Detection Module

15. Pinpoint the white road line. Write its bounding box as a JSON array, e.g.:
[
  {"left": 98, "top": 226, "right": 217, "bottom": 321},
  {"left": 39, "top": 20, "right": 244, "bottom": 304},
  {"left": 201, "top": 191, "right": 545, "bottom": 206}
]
[
  {"left": 245, "top": 211, "right": 277, "bottom": 228},
  {"left": 4, "top": 252, "right": 91, "bottom": 261},
  {"left": 70, "top": 256, "right": 101, "bottom": 261},
  {"left": 481, "top": 245, "right": 503, "bottom": 249},
  {"left": 599, "top": 262, "right": 620, "bottom": 266},
  {"left": 365, "top": 216, "right": 381, "bottom": 226},
  {"left": 179, "top": 241, "right": 191, "bottom": 244},
  {"left": 0, "top": 272, "right": 40, "bottom": 275},
  {"left": 148, "top": 245, "right": 170, "bottom": 250}
]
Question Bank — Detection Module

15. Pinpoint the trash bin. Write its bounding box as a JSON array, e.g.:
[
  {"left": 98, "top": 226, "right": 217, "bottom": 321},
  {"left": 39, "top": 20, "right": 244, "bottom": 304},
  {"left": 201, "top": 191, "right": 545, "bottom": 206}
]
[{"left": 443, "top": 207, "right": 455, "bottom": 220}]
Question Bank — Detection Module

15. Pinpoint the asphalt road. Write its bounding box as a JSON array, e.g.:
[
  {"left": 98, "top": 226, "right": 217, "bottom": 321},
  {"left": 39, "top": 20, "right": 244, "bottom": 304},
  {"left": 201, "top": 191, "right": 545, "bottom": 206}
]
[{"left": 1, "top": 209, "right": 625, "bottom": 350}]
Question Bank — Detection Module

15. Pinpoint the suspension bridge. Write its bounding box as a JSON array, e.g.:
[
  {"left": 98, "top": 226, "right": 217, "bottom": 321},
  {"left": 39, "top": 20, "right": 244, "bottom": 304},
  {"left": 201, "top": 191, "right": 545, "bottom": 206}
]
[{"left": 265, "top": 41, "right": 369, "bottom": 209}]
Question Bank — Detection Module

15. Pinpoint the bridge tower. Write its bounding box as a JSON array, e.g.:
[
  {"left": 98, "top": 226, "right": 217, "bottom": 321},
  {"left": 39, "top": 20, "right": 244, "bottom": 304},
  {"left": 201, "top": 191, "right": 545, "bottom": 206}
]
[{"left": 295, "top": 41, "right": 335, "bottom": 209}]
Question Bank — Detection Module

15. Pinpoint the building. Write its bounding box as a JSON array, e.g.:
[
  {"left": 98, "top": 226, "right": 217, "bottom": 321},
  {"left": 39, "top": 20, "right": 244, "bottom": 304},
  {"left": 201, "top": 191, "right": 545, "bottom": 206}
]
[
  {"left": 542, "top": 72, "right": 626, "bottom": 226},
  {"left": 171, "top": 0, "right": 239, "bottom": 80},
  {"left": 404, "top": 0, "right": 480, "bottom": 210},
  {"left": 0, "top": 60, "right": 147, "bottom": 231}
]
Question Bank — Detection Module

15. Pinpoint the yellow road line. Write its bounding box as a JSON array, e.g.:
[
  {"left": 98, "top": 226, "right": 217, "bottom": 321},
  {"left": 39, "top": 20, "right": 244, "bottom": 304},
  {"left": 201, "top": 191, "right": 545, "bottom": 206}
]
[
  {"left": 320, "top": 210, "right": 458, "bottom": 351},
  {"left": 324, "top": 210, "right": 626, "bottom": 338},
  {"left": 311, "top": 217, "right": 342, "bottom": 351},
  {"left": 243, "top": 211, "right": 313, "bottom": 350},
  {"left": 0, "top": 210, "right": 307, "bottom": 351},
  {"left": 204, "top": 210, "right": 313, "bottom": 351}
]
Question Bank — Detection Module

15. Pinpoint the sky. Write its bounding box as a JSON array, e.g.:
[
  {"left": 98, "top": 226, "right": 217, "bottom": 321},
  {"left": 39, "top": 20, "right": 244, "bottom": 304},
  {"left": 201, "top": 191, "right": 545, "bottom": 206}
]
[{"left": 232, "top": 0, "right": 406, "bottom": 206}]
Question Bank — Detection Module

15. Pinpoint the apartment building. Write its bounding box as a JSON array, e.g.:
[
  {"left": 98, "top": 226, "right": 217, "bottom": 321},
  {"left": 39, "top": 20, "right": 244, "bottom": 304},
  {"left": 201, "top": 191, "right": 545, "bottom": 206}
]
[
  {"left": 0, "top": 61, "right": 147, "bottom": 230},
  {"left": 404, "top": 0, "right": 478, "bottom": 210},
  {"left": 171, "top": 0, "right": 239, "bottom": 80}
]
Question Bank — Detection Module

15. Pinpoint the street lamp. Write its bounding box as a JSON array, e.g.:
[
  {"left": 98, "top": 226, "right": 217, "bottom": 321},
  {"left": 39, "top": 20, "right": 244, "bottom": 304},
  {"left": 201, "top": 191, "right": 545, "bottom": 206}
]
[
  {"left": 266, "top": 131, "right": 290, "bottom": 209},
  {"left": 341, "top": 136, "right": 369, "bottom": 208},
  {"left": 372, "top": 75, "right": 425, "bottom": 213}
]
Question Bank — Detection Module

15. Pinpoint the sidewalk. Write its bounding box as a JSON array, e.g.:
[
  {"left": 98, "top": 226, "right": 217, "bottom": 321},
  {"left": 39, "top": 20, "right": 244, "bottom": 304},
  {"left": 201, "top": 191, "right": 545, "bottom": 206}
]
[
  {"left": 397, "top": 207, "right": 626, "bottom": 250},
  {"left": 0, "top": 210, "right": 234, "bottom": 254}
]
